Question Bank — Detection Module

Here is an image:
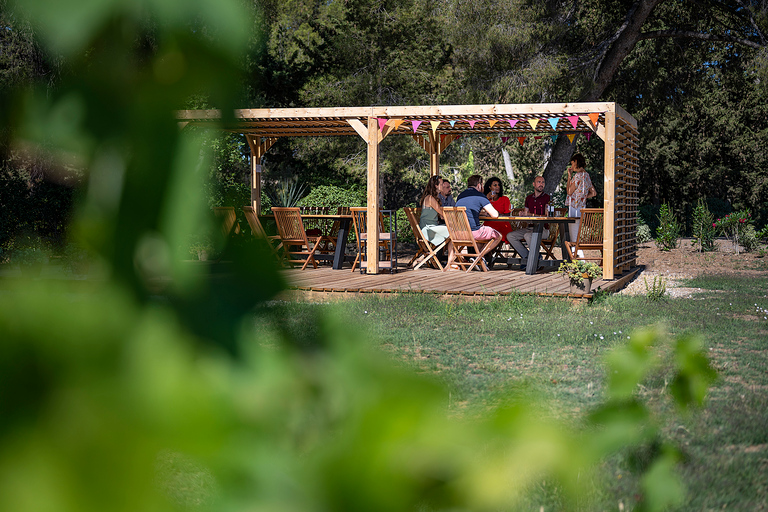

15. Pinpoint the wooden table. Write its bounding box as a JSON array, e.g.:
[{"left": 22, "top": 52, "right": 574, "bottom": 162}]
[
  {"left": 261, "top": 214, "right": 353, "bottom": 270},
  {"left": 480, "top": 216, "right": 577, "bottom": 275}
]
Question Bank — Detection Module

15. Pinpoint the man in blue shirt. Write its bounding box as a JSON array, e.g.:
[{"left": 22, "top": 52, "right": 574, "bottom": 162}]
[
  {"left": 450, "top": 174, "right": 502, "bottom": 269},
  {"left": 439, "top": 179, "right": 455, "bottom": 207}
]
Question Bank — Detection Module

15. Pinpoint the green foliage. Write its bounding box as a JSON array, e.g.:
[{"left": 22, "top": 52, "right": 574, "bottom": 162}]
[
  {"left": 556, "top": 260, "right": 602, "bottom": 284},
  {"left": 691, "top": 198, "right": 716, "bottom": 252},
  {"left": 644, "top": 276, "right": 668, "bottom": 301},
  {"left": 265, "top": 178, "right": 307, "bottom": 208},
  {"left": 740, "top": 224, "right": 759, "bottom": 253},
  {"left": 655, "top": 203, "right": 680, "bottom": 251},
  {"left": 297, "top": 184, "right": 365, "bottom": 210},
  {"left": 714, "top": 209, "right": 753, "bottom": 254},
  {"left": 639, "top": 204, "right": 660, "bottom": 236}
]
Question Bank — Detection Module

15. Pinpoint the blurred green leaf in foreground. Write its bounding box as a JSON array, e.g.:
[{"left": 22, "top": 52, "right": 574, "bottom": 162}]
[{"left": 0, "top": 0, "right": 716, "bottom": 511}]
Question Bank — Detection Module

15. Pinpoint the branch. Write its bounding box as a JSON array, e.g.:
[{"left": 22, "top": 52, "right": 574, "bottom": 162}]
[{"left": 638, "top": 29, "right": 763, "bottom": 49}]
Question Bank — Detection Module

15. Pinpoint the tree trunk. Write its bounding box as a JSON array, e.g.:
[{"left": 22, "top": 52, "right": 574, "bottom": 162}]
[{"left": 542, "top": 0, "right": 664, "bottom": 195}]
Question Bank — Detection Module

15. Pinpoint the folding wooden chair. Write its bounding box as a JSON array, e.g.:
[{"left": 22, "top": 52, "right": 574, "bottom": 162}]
[
  {"left": 564, "top": 208, "right": 604, "bottom": 264},
  {"left": 299, "top": 206, "right": 335, "bottom": 254},
  {"left": 541, "top": 207, "right": 569, "bottom": 260},
  {"left": 349, "top": 207, "right": 395, "bottom": 273},
  {"left": 403, "top": 207, "right": 445, "bottom": 271},
  {"left": 243, "top": 206, "right": 283, "bottom": 259},
  {"left": 442, "top": 207, "right": 494, "bottom": 272},
  {"left": 213, "top": 207, "right": 240, "bottom": 238},
  {"left": 271, "top": 207, "right": 323, "bottom": 270}
]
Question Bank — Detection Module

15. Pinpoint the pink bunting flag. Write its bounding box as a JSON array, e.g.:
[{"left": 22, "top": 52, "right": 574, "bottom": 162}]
[
  {"left": 378, "top": 118, "right": 387, "bottom": 132},
  {"left": 588, "top": 112, "right": 600, "bottom": 126},
  {"left": 548, "top": 117, "right": 559, "bottom": 130},
  {"left": 567, "top": 115, "right": 579, "bottom": 129},
  {"left": 501, "top": 137, "right": 508, "bottom": 143},
  {"left": 517, "top": 136, "right": 526, "bottom": 146},
  {"left": 411, "top": 120, "right": 422, "bottom": 133},
  {"left": 507, "top": 119, "right": 518, "bottom": 129},
  {"left": 528, "top": 119, "right": 539, "bottom": 130},
  {"left": 465, "top": 119, "right": 477, "bottom": 129}
]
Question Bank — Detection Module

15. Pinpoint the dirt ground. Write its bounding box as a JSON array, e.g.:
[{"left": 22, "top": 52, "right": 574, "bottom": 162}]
[{"left": 617, "top": 238, "right": 768, "bottom": 297}]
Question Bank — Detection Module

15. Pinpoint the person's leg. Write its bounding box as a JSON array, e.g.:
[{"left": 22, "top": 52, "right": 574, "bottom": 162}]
[
  {"left": 443, "top": 241, "right": 458, "bottom": 271},
  {"left": 507, "top": 228, "right": 530, "bottom": 259},
  {"left": 568, "top": 206, "right": 585, "bottom": 258},
  {"left": 523, "top": 228, "right": 549, "bottom": 260}
]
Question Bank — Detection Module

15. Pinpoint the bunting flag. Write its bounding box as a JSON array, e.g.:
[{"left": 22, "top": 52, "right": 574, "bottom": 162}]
[
  {"left": 390, "top": 119, "right": 405, "bottom": 130},
  {"left": 466, "top": 119, "right": 477, "bottom": 129},
  {"left": 585, "top": 132, "right": 592, "bottom": 142},
  {"left": 449, "top": 120, "right": 457, "bottom": 128},
  {"left": 507, "top": 119, "right": 518, "bottom": 129},
  {"left": 501, "top": 137, "right": 508, "bottom": 143},
  {"left": 440, "top": 134, "right": 446, "bottom": 143},
  {"left": 534, "top": 136, "right": 542, "bottom": 140},
  {"left": 567, "top": 115, "right": 579, "bottom": 129},
  {"left": 488, "top": 119, "right": 498, "bottom": 128},
  {"left": 517, "top": 136, "right": 526, "bottom": 146},
  {"left": 551, "top": 134, "right": 558, "bottom": 142},
  {"left": 430, "top": 120, "right": 441, "bottom": 133},
  {"left": 411, "top": 120, "right": 422, "bottom": 133},
  {"left": 528, "top": 118, "right": 539, "bottom": 130},
  {"left": 485, "top": 136, "right": 493, "bottom": 141},
  {"left": 548, "top": 117, "right": 559, "bottom": 130},
  {"left": 588, "top": 112, "right": 600, "bottom": 126},
  {"left": 378, "top": 118, "right": 387, "bottom": 132},
  {"left": 567, "top": 133, "right": 576, "bottom": 143}
]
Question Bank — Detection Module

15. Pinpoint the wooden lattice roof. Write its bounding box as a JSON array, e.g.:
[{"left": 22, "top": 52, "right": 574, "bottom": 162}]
[{"left": 176, "top": 103, "right": 636, "bottom": 139}]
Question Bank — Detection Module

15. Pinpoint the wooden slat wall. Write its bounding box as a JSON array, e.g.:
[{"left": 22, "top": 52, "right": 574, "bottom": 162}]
[{"left": 613, "top": 116, "right": 639, "bottom": 273}]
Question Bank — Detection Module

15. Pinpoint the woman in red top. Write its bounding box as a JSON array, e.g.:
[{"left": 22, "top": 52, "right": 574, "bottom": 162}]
[{"left": 482, "top": 177, "right": 513, "bottom": 241}]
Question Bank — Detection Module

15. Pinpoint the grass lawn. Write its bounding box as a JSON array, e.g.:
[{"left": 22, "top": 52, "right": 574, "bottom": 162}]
[{"left": 261, "top": 273, "right": 768, "bottom": 510}]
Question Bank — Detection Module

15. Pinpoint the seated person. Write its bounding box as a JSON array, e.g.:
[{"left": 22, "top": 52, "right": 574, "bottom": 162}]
[
  {"left": 482, "top": 176, "right": 513, "bottom": 242},
  {"left": 439, "top": 179, "right": 455, "bottom": 207},
  {"left": 417, "top": 175, "right": 455, "bottom": 264},
  {"left": 446, "top": 174, "right": 502, "bottom": 270},
  {"left": 507, "top": 175, "right": 550, "bottom": 266}
]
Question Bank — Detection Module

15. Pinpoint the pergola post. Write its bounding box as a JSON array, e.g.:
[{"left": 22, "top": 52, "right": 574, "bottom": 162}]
[
  {"left": 428, "top": 131, "right": 440, "bottom": 176},
  {"left": 602, "top": 109, "right": 616, "bottom": 280},
  {"left": 366, "top": 116, "right": 381, "bottom": 274},
  {"left": 245, "top": 135, "right": 276, "bottom": 214}
]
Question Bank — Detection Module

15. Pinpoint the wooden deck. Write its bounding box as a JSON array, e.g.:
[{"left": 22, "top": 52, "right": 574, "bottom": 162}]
[{"left": 281, "top": 265, "right": 642, "bottom": 300}]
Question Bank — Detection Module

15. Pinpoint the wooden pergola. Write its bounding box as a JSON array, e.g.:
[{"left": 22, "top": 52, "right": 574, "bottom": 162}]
[{"left": 177, "top": 103, "right": 638, "bottom": 279}]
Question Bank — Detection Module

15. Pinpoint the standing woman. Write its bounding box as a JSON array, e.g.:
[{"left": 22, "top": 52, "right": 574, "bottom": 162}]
[
  {"left": 418, "top": 176, "right": 454, "bottom": 263},
  {"left": 565, "top": 153, "right": 597, "bottom": 255},
  {"left": 482, "top": 177, "right": 513, "bottom": 242}
]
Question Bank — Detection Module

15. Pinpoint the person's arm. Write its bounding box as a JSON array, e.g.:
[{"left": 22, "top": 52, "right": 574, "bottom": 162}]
[
  {"left": 566, "top": 172, "right": 577, "bottom": 196},
  {"left": 587, "top": 186, "right": 597, "bottom": 199},
  {"left": 482, "top": 203, "right": 499, "bottom": 218}
]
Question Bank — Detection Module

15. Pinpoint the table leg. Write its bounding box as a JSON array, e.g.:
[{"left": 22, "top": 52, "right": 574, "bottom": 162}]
[
  {"left": 559, "top": 220, "right": 572, "bottom": 261},
  {"left": 525, "top": 223, "right": 545, "bottom": 275},
  {"left": 333, "top": 219, "right": 350, "bottom": 270}
]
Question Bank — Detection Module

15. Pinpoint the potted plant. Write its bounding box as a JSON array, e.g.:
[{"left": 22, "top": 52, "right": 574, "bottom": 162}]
[{"left": 556, "top": 260, "right": 603, "bottom": 293}]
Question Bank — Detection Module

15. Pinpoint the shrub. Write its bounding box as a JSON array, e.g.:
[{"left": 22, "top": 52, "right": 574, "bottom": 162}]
[
  {"left": 637, "top": 224, "right": 652, "bottom": 244},
  {"left": 691, "top": 198, "right": 716, "bottom": 252},
  {"left": 714, "top": 209, "right": 752, "bottom": 254},
  {"left": 740, "top": 225, "right": 759, "bottom": 253},
  {"left": 655, "top": 203, "right": 680, "bottom": 251},
  {"left": 297, "top": 185, "right": 365, "bottom": 211},
  {"left": 644, "top": 276, "right": 667, "bottom": 301}
]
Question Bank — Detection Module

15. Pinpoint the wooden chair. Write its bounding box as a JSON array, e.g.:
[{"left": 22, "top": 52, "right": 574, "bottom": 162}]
[
  {"left": 564, "top": 208, "right": 604, "bottom": 264},
  {"left": 541, "top": 207, "right": 569, "bottom": 260},
  {"left": 213, "top": 207, "right": 241, "bottom": 238},
  {"left": 271, "top": 207, "right": 323, "bottom": 270},
  {"left": 349, "top": 207, "right": 395, "bottom": 273},
  {"left": 442, "top": 207, "right": 493, "bottom": 272},
  {"left": 299, "top": 206, "right": 335, "bottom": 254},
  {"left": 243, "top": 206, "right": 283, "bottom": 259},
  {"left": 403, "top": 207, "right": 445, "bottom": 271},
  {"left": 488, "top": 207, "right": 525, "bottom": 265}
]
